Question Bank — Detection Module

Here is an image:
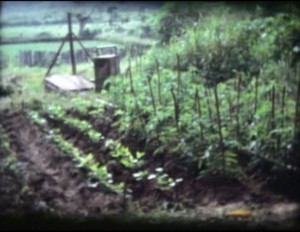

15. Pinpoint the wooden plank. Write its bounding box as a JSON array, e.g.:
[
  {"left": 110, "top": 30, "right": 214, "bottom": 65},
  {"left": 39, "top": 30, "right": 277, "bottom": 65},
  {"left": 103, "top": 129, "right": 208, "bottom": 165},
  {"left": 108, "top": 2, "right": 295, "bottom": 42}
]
[{"left": 45, "top": 74, "right": 94, "bottom": 91}]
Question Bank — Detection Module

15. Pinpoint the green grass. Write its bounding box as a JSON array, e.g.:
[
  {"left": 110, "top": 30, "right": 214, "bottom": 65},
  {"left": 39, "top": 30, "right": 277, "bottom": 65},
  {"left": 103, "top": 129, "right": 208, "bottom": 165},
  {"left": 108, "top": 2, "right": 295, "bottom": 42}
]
[
  {"left": 1, "top": 40, "right": 117, "bottom": 55},
  {"left": 0, "top": 49, "right": 138, "bottom": 110},
  {"left": 0, "top": 2, "right": 158, "bottom": 41},
  {"left": 1, "top": 24, "right": 68, "bottom": 40}
]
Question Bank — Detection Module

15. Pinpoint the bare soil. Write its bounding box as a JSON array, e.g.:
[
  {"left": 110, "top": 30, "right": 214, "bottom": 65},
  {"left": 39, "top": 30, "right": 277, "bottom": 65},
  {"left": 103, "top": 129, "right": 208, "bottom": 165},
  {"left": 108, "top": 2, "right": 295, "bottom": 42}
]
[
  {"left": 0, "top": 111, "right": 122, "bottom": 218},
  {"left": 0, "top": 108, "right": 299, "bottom": 230}
]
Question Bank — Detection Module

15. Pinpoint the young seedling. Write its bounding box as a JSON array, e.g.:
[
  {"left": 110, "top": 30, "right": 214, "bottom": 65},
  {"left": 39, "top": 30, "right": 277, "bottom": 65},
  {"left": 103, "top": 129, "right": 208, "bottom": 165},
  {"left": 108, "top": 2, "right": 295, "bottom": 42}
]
[{"left": 150, "top": 168, "right": 183, "bottom": 191}]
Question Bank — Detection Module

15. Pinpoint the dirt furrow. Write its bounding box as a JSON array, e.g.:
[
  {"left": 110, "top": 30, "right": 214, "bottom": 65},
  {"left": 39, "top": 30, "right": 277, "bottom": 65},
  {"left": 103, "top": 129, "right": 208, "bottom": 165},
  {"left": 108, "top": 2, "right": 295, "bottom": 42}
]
[
  {"left": 0, "top": 111, "right": 122, "bottom": 218},
  {"left": 43, "top": 113, "right": 111, "bottom": 165}
]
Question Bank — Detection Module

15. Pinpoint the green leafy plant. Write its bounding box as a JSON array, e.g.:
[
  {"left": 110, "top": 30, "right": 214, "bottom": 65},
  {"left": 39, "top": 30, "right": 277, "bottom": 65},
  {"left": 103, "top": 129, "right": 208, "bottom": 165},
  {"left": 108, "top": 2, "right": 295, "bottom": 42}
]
[
  {"left": 28, "top": 110, "right": 47, "bottom": 125},
  {"left": 105, "top": 139, "right": 145, "bottom": 168},
  {"left": 147, "top": 167, "right": 183, "bottom": 191},
  {"left": 28, "top": 111, "right": 124, "bottom": 193},
  {"left": 44, "top": 105, "right": 104, "bottom": 143},
  {"left": 0, "top": 125, "right": 17, "bottom": 172}
]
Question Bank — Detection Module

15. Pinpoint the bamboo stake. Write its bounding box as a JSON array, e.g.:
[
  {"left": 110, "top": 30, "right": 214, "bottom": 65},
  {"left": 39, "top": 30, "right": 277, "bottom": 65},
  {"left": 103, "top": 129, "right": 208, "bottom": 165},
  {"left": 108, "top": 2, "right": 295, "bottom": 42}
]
[
  {"left": 122, "top": 73, "right": 126, "bottom": 110},
  {"left": 147, "top": 75, "right": 156, "bottom": 115},
  {"left": 271, "top": 84, "right": 276, "bottom": 159},
  {"left": 227, "top": 94, "right": 233, "bottom": 121},
  {"left": 176, "top": 54, "right": 181, "bottom": 96},
  {"left": 254, "top": 74, "right": 259, "bottom": 115},
  {"left": 213, "top": 84, "right": 225, "bottom": 169},
  {"left": 271, "top": 85, "right": 276, "bottom": 132},
  {"left": 236, "top": 73, "right": 241, "bottom": 137},
  {"left": 295, "top": 75, "right": 300, "bottom": 134},
  {"left": 128, "top": 59, "right": 135, "bottom": 96},
  {"left": 155, "top": 58, "right": 162, "bottom": 105},
  {"left": 204, "top": 88, "right": 213, "bottom": 125},
  {"left": 278, "top": 85, "right": 286, "bottom": 164},
  {"left": 128, "top": 59, "right": 146, "bottom": 135},
  {"left": 195, "top": 88, "right": 204, "bottom": 141},
  {"left": 281, "top": 86, "right": 286, "bottom": 129},
  {"left": 171, "top": 86, "right": 179, "bottom": 133}
]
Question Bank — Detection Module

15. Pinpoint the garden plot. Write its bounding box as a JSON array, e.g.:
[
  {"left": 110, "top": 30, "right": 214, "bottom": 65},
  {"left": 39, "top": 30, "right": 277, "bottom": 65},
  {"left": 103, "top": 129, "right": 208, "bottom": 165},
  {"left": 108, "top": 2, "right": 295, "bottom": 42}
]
[
  {"left": 0, "top": 111, "right": 123, "bottom": 218},
  {"left": 1, "top": 106, "right": 299, "bottom": 229}
]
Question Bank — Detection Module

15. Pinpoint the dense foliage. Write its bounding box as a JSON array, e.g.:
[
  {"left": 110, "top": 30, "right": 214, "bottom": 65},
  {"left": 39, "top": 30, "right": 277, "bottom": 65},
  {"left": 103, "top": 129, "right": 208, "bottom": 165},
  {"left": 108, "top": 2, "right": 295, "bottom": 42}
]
[{"left": 101, "top": 3, "right": 300, "bottom": 178}]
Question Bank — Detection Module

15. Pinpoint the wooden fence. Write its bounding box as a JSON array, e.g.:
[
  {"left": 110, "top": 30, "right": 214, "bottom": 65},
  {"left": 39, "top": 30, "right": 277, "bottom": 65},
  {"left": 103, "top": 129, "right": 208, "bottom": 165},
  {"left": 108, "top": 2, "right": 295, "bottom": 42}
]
[
  {"left": 16, "top": 43, "right": 149, "bottom": 67},
  {"left": 17, "top": 48, "right": 95, "bottom": 67}
]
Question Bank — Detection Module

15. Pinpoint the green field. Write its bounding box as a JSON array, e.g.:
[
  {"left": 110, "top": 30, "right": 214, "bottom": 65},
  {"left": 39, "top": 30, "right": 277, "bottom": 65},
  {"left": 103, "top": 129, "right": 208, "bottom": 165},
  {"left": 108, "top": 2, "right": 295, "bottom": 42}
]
[
  {"left": 0, "top": 1, "right": 158, "bottom": 72},
  {"left": 0, "top": 1, "right": 159, "bottom": 41}
]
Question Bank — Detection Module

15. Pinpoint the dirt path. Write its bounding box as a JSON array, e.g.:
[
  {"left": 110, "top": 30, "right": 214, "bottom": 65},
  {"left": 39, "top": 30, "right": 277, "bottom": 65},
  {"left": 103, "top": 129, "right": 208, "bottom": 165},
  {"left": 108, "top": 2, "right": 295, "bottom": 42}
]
[{"left": 0, "top": 111, "right": 122, "bottom": 218}]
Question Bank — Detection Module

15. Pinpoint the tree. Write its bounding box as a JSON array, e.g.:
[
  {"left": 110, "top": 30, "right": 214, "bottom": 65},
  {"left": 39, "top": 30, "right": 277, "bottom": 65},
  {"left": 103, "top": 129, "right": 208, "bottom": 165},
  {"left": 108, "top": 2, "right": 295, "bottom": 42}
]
[
  {"left": 76, "top": 13, "right": 90, "bottom": 37},
  {"left": 107, "top": 6, "right": 118, "bottom": 26}
]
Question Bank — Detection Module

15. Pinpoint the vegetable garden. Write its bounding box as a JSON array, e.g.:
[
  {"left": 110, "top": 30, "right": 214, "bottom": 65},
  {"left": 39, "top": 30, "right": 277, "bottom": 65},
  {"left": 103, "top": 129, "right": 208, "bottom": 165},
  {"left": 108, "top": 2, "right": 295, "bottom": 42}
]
[{"left": 1, "top": 1, "right": 300, "bottom": 230}]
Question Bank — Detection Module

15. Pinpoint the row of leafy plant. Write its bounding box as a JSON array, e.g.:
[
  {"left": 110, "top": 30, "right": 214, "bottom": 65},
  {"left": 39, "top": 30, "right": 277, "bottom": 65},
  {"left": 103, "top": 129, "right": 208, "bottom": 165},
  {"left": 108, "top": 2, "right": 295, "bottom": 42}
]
[
  {"left": 62, "top": 99, "right": 186, "bottom": 191},
  {"left": 28, "top": 107, "right": 184, "bottom": 195},
  {"left": 105, "top": 138, "right": 183, "bottom": 190},
  {"left": 0, "top": 124, "right": 18, "bottom": 172},
  {"left": 42, "top": 104, "right": 103, "bottom": 143},
  {"left": 28, "top": 110, "right": 125, "bottom": 193}
]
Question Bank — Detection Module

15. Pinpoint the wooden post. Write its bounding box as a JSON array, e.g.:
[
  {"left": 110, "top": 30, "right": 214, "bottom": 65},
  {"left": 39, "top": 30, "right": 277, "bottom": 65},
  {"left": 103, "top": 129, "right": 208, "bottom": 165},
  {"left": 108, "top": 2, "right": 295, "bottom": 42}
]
[
  {"left": 68, "top": 12, "right": 76, "bottom": 75},
  {"left": 44, "top": 35, "right": 67, "bottom": 77},
  {"left": 72, "top": 33, "right": 93, "bottom": 61}
]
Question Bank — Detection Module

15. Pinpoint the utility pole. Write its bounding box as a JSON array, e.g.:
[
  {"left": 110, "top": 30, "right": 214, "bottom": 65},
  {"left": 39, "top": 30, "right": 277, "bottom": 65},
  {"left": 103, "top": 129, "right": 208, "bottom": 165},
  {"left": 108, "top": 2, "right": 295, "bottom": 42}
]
[{"left": 67, "top": 12, "right": 76, "bottom": 75}]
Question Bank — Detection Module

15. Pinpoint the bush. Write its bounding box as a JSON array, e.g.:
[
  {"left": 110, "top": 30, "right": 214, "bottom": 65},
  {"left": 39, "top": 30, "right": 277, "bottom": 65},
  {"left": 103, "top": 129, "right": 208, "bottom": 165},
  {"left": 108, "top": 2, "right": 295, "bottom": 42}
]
[{"left": 147, "top": 7, "right": 300, "bottom": 85}]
